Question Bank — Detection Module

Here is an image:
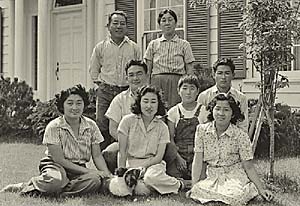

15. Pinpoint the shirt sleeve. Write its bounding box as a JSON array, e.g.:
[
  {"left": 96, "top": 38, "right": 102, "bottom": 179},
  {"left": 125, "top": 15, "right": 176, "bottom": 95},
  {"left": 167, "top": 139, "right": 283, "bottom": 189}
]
[
  {"left": 42, "top": 121, "right": 60, "bottom": 145},
  {"left": 90, "top": 120, "right": 104, "bottom": 144},
  {"left": 159, "top": 122, "right": 170, "bottom": 144},
  {"left": 194, "top": 124, "right": 205, "bottom": 153},
  {"left": 143, "top": 40, "right": 154, "bottom": 61},
  {"left": 167, "top": 105, "right": 178, "bottom": 124},
  {"left": 238, "top": 129, "right": 253, "bottom": 161},
  {"left": 105, "top": 95, "right": 123, "bottom": 124},
  {"left": 89, "top": 43, "right": 103, "bottom": 81},
  {"left": 183, "top": 41, "right": 195, "bottom": 64},
  {"left": 117, "top": 115, "right": 131, "bottom": 137}
]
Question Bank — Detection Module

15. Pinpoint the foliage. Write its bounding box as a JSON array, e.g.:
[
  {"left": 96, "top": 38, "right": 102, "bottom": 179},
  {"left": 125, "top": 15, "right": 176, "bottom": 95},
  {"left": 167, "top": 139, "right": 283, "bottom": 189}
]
[
  {"left": 249, "top": 100, "right": 300, "bottom": 158},
  {"left": 193, "top": 63, "right": 215, "bottom": 93},
  {"left": 27, "top": 88, "right": 97, "bottom": 140},
  {"left": 0, "top": 76, "right": 36, "bottom": 134}
]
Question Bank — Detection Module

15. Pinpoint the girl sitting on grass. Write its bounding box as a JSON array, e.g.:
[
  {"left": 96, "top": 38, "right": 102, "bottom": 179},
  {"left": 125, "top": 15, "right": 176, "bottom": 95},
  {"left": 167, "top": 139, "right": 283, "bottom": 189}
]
[
  {"left": 1, "top": 85, "right": 111, "bottom": 196},
  {"left": 187, "top": 93, "right": 273, "bottom": 205},
  {"left": 117, "top": 85, "right": 184, "bottom": 195}
]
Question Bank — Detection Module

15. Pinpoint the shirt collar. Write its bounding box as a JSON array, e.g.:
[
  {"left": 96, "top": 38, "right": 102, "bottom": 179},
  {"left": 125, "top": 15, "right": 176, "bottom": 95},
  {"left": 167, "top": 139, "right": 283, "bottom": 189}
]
[
  {"left": 107, "top": 35, "right": 130, "bottom": 45},
  {"left": 206, "top": 121, "right": 235, "bottom": 138},
  {"left": 212, "top": 85, "right": 234, "bottom": 95},
  {"left": 60, "top": 116, "right": 90, "bottom": 131},
  {"left": 159, "top": 34, "right": 179, "bottom": 42}
]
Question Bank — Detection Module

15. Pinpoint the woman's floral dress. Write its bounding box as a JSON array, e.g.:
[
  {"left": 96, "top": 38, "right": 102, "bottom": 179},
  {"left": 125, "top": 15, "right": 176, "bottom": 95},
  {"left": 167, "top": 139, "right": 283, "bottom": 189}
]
[{"left": 188, "top": 122, "right": 259, "bottom": 205}]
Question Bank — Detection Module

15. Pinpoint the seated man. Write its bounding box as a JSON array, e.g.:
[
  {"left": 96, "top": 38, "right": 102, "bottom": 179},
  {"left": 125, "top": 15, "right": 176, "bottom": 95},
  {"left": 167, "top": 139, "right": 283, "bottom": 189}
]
[
  {"left": 103, "top": 60, "right": 148, "bottom": 173},
  {"left": 197, "top": 58, "right": 249, "bottom": 132}
]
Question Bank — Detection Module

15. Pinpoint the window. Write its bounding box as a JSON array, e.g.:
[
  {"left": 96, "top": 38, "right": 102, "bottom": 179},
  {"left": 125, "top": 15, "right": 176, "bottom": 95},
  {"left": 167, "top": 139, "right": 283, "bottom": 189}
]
[
  {"left": 291, "top": 0, "right": 300, "bottom": 71},
  {"left": 54, "top": 0, "right": 82, "bottom": 7},
  {"left": 143, "top": 0, "right": 185, "bottom": 51}
]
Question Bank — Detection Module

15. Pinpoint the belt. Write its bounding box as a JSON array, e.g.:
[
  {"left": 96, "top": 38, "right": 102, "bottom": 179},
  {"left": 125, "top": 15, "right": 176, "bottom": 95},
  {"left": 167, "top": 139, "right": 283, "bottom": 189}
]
[{"left": 95, "top": 81, "right": 128, "bottom": 90}]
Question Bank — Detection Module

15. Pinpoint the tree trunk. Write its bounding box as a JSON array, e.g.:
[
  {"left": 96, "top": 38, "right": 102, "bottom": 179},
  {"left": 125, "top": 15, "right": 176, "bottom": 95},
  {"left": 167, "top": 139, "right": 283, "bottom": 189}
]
[{"left": 266, "top": 107, "right": 275, "bottom": 180}]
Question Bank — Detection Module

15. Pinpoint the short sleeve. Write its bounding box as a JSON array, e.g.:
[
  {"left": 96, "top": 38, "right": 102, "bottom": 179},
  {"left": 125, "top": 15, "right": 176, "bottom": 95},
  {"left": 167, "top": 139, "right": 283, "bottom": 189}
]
[
  {"left": 238, "top": 130, "right": 253, "bottom": 161},
  {"left": 194, "top": 124, "right": 205, "bottom": 153},
  {"left": 143, "top": 40, "right": 154, "bottom": 61},
  {"left": 159, "top": 122, "right": 170, "bottom": 144},
  {"left": 90, "top": 120, "right": 104, "bottom": 144},
  {"left": 167, "top": 105, "right": 179, "bottom": 124},
  {"left": 42, "top": 121, "right": 60, "bottom": 145},
  {"left": 183, "top": 41, "right": 195, "bottom": 64},
  {"left": 105, "top": 96, "right": 123, "bottom": 123},
  {"left": 117, "top": 114, "right": 131, "bottom": 137}
]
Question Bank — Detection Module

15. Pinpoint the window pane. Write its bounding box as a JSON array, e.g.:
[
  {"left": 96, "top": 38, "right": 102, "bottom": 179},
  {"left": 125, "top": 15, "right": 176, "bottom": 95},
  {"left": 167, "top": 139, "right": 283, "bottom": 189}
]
[
  {"left": 171, "top": 0, "right": 183, "bottom": 6},
  {"left": 171, "top": 6, "right": 184, "bottom": 28},
  {"left": 158, "top": 0, "right": 169, "bottom": 7},
  {"left": 144, "top": 10, "right": 157, "bottom": 31},
  {"left": 54, "top": 0, "right": 82, "bottom": 7},
  {"left": 144, "top": 0, "right": 156, "bottom": 9}
]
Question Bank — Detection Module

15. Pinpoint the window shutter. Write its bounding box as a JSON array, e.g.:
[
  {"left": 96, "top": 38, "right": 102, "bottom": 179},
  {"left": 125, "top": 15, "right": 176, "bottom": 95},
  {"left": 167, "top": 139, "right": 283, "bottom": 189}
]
[
  {"left": 115, "top": 0, "right": 137, "bottom": 42},
  {"left": 219, "top": 0, "right": 246, "bottom": 78},
  {"left": 187, "top": 2, "right": 209, "bottom": 68}
]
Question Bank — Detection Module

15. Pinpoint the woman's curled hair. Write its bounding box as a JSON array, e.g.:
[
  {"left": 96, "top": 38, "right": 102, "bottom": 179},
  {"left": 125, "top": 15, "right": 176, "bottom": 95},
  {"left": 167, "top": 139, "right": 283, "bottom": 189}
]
[
  {"left": 131, "top": 85, "right": 166, "bottom": 116},
  {"left": 206, "top": 93, "right": 244, "bottom": 124},
  {"left": 55, "top": 84, "right": 90, "bottom": 114}
]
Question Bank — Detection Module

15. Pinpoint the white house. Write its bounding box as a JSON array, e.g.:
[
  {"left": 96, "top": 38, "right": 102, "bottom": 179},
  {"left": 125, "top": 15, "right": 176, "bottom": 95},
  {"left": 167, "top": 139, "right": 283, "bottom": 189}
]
[{"left": 0, "top": 0, "right": 299, "bottom": 108}]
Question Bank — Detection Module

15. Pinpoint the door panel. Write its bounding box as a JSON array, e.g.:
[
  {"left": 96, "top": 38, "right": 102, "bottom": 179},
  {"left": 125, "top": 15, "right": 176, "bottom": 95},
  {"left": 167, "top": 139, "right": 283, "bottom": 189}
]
[{"left": 54, "top": 10, "right": 86, "bottom": 94}]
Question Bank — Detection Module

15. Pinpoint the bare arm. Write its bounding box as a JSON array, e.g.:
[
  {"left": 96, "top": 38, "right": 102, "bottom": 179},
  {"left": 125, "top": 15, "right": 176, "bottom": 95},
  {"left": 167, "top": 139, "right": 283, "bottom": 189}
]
[
  {"left": 109, "top": 119, "right": 119, "bottom": 141},
  {"left": 118, "top": 132, "right": 128, "bottom": 168},
  {"left": 144, "top": 59, "right": 153, "bottom": 83},
  {"left": 242, "top": 160, "right": 273, "bottom": 201},
  {"left": 48, "top": 144, "right": 90, "bottom": 175},
  {"left": 192, "top": 151, "right": 204, "bottom": 186},
  {"left": 91, "top": 143, "right": 111, "bottom": 175},
  {"left": 140, "top": 143, "right": 166, "bottom": 169}
]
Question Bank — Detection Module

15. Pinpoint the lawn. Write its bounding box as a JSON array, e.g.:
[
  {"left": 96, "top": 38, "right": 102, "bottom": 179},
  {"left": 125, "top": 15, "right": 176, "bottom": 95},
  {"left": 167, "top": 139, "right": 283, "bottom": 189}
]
[{"left": 0, "top": 143, "right": 299, "bottom": 206}]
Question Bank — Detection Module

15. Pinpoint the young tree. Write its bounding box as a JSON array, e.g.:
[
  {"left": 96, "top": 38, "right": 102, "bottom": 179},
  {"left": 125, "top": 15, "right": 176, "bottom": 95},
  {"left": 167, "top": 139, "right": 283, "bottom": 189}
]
[{"left": 191, "top": 0, "right": 300, "bottom": 179}]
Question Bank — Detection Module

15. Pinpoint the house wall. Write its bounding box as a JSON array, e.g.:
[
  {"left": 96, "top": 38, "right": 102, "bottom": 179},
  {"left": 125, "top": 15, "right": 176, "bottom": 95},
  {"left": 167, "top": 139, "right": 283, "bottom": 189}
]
[{"left": 0, "top": 0, "right": 9, "bottom": 76}]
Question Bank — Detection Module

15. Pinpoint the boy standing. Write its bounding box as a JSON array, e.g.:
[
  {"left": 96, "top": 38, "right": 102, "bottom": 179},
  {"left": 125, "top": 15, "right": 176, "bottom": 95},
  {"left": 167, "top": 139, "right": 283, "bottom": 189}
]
[{"left": 165, "top": 75, "right": 202, "bottom": 180}]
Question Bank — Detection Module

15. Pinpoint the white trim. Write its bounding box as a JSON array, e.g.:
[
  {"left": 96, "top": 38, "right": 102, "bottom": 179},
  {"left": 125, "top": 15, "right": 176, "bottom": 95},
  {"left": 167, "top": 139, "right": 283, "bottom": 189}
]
[{"left": 52, "top": 0, "right": 86, "bottom": 10}]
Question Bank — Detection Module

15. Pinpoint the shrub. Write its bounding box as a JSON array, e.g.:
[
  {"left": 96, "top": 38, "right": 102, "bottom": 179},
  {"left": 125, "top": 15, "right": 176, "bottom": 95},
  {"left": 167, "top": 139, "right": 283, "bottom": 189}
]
[
  {"left": 0, "top": 76, "right": 36, "bottom": 134},
  {"left": 249, "top": 100, "right": 300, "bottom": 158},
  {"left": 193, "top": 62, "right": 215, "bottom": 93}
]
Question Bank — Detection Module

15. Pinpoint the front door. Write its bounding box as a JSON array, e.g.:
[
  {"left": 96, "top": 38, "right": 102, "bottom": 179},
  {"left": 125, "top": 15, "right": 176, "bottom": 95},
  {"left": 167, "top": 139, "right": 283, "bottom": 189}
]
[{"left": 53, "top": 9, "right": 86, "bottom": 94}]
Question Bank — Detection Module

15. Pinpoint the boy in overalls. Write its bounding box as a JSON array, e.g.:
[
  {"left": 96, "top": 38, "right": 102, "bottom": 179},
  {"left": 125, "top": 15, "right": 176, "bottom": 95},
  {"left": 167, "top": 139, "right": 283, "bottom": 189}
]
[{"left": 165, "top": 75, "right": 205, "bottom": 181}]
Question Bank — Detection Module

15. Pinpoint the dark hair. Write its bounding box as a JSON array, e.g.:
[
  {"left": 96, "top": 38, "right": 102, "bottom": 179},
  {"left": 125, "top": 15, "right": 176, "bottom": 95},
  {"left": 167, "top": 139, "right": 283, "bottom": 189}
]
[
  {"left": 206, "top": 93, "right": 244, "bottom": 124},
  {"left": 107, "top": 10, "right": 128, "bottom": 26},
  {"left": 131, "top": 85, "right": 166, "bottom": 116},
  {"left": 125, "top": 60, "right": 148, "bottom": 75},
  {"left": 55, "top": 84, "right": 89, "bottom": 114},
  {"left": 213, "top": 58, "right": 235, "bottom": 74},
  {"left": 157, "top": 9, "right": 178, "bottom": 25},
  {"left": 177, "top": 74, "right": 200, "bottom": 89}
]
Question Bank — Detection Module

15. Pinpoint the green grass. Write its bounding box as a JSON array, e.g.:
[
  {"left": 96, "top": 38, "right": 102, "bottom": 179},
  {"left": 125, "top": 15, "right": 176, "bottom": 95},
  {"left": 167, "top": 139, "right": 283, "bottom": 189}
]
[{"left": 0, "top": 143, "right": 299, "bottom": 206}]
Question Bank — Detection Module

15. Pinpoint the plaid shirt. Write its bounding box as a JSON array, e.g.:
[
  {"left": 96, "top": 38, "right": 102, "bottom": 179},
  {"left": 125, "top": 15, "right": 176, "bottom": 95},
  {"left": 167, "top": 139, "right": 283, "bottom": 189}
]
[
  {"left": 144, "top": 35, "right": 195, "bottom": 74},
  {"left": 43, "top": 116, "right": 103, "bottom": 164},
  {"left": 89, "top": 36, "right": 141, "bottom": 86}
]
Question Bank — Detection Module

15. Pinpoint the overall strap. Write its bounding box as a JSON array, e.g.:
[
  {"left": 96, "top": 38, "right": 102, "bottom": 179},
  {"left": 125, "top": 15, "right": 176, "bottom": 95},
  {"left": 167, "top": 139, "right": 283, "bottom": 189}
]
[
  {"left": 177, "top": 106, "right": 184, "bottom": 118},
  {"left": 194, "top": 104, "right": 202, "bottom": 117}
]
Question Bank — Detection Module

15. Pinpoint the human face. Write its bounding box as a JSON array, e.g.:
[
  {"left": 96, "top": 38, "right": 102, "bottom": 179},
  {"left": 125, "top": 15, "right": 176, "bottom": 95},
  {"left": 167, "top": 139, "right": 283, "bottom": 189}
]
[
  {"left": 213, "top": 100, "right": 233, "bottom": 128},
  {"left": 159, "top": 13, "right": 177, "bottom": 36},
  {"left": 140, "top": 92, "right": 158, "bottom": 118},
  {"left": 126, "top": 65, "right": 147, "bottom": 92},
  {"left": 178, "top": 83, "right": 199, "bottom": 104},
  {"left": 214, "top": 65, "right": 234, "bottom": 92},
  {"left": 108, "top": 14, "right": 127, "bottom": 41},
  {"left": 63, "top": 94, "right": 84, "bottom": 120}
]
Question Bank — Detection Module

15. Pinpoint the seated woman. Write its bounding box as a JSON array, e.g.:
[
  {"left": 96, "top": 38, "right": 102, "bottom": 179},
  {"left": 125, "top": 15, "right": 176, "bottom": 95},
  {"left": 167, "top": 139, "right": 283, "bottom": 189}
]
[
  {"left": 117, "top": 85, "right": 184, "bottom": 195},
  {"left": 188, "top": 93, "right": 273, "bottom": 205},
  {"left": 1, "top": 85, "right": 111, "bottom": 196}
]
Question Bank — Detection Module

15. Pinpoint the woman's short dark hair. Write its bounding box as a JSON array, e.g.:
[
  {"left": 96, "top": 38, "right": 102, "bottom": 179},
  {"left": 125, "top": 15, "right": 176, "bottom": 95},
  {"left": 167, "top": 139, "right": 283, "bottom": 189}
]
[
  {"left": 206, "top": 93, "right": 244, "bottom": 124},
  {"left": 125, "top": 60, "right": 148, "bottom": 74},
  {"left": 131, "top": 85, "right": 166, "bottom": 116},
  {"left": 55, "top": 84, "right": 90, "bottom": 114},
  {"left": 212, "top": 58, "right": 235, "bottom": 74},
  {"left": 157, "top": 9, "right": 178, "bottom": 24}
]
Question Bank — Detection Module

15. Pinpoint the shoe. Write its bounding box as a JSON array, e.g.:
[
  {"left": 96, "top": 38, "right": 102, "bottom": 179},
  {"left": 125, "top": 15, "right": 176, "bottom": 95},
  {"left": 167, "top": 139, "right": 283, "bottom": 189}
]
[{"left": 0, "top": 183, "right": 25, "bottom": 193}]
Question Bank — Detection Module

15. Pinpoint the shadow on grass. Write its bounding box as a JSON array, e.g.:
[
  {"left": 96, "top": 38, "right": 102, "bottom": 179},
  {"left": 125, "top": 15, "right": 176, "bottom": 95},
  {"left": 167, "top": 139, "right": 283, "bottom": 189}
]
[{"left": 0, "top": 130, "right": 42, "bottom": 144}]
